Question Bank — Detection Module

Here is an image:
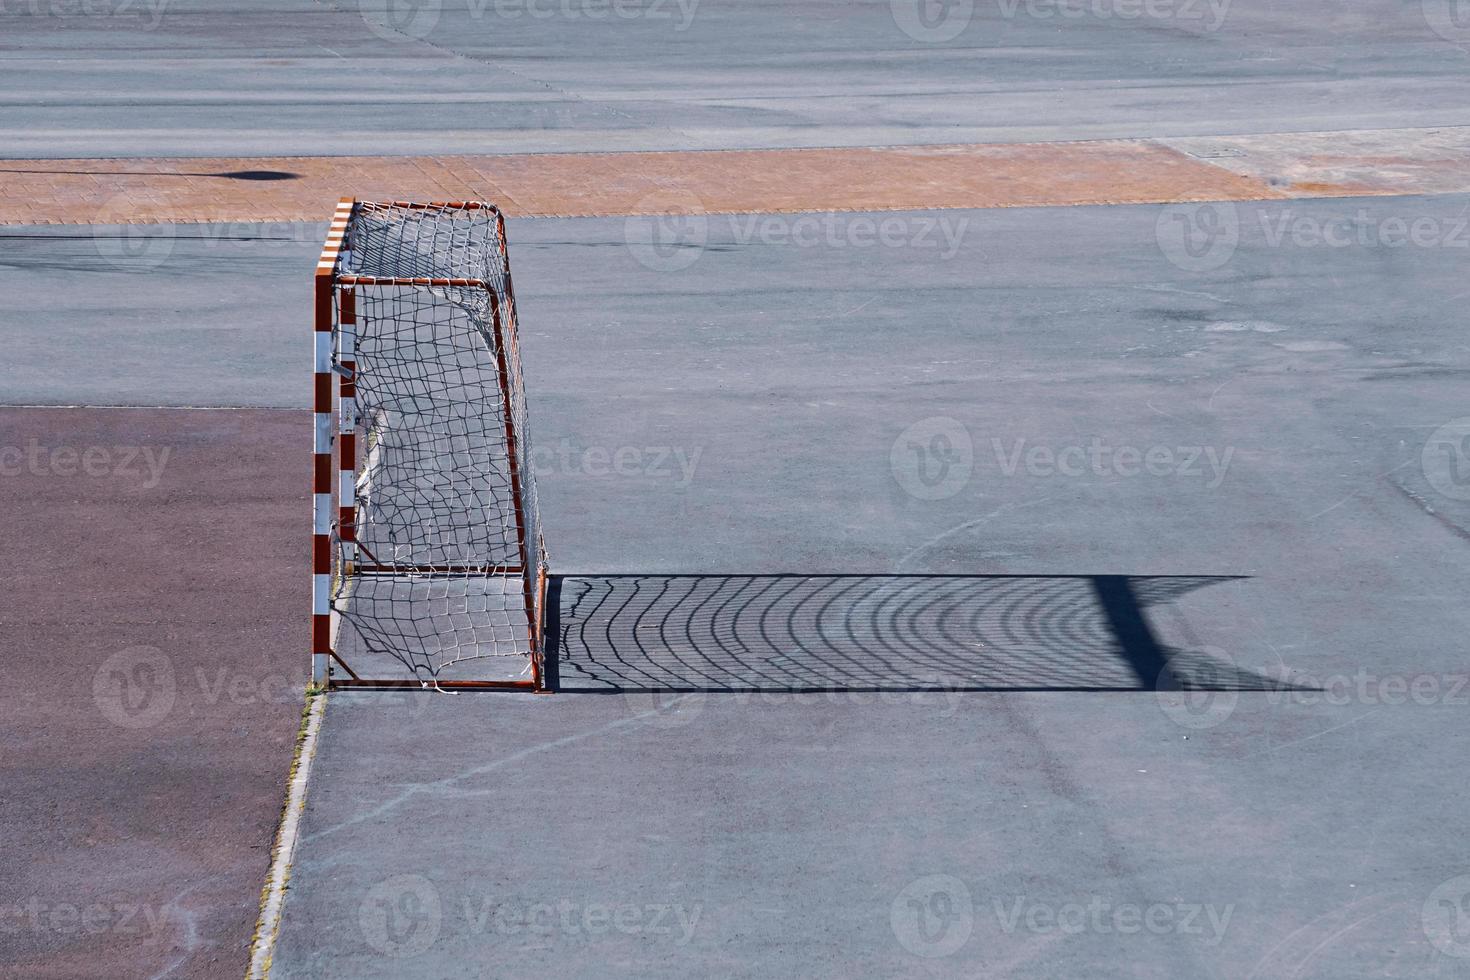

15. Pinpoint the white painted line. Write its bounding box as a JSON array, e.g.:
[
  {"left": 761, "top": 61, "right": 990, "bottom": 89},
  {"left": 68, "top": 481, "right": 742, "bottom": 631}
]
[{"left": 246, "top": 692, "right": 326, "bottom": 980}]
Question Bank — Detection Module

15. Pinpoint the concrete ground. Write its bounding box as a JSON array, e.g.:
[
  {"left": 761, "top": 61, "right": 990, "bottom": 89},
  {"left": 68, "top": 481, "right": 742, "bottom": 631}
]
[
  {"left": 0, "top": 409, "right": 306, "bottom": 978},
  {"left": 6, "top": 1, "right": 1470, "bottom": 156},
  {"left": 281, "top": 199, "right": 1470, "bottom": 978},
  {"left": 5, "top": 1, "right": 1470, "bottom": 978}
]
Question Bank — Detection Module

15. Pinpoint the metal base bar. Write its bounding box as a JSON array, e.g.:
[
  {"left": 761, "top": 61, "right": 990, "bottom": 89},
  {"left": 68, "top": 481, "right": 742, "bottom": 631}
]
[
  {"left": 327, "top": 678, "right": 540, "bottom": 691},
  {"left": 348, "top": 563, "right": 524, "bottom": 576}
]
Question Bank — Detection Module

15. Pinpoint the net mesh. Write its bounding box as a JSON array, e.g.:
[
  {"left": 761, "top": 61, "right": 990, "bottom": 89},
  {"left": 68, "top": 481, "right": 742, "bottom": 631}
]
[{"left": 330, "top": 202, "right": 545, "bottom": 684}]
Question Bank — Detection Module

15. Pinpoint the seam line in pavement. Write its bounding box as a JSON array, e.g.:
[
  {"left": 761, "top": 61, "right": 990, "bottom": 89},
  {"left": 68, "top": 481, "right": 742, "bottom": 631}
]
[{"left": 247, "top": 693, "right": 326, "bottom": 980}]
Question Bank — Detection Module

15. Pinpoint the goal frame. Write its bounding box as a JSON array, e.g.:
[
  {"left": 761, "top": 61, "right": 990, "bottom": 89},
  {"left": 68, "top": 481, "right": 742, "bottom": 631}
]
[{"left": 312, "top": 197, "right": 549, "bottom": 692}]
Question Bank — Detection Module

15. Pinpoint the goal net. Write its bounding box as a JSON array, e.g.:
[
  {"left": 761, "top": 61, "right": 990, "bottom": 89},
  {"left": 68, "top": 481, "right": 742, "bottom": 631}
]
[{"left": 312, "top": 199, "right": 548, "bottom": 690}]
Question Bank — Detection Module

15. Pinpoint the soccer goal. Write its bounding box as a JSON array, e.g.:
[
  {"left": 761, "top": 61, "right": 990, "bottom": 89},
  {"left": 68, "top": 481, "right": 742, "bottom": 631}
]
[{"left": 312, "top": 198, "right": 548, "bottom": 691}]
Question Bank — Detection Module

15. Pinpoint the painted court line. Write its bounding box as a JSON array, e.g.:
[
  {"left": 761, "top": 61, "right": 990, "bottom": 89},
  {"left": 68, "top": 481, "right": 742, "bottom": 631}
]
[
  {"left": 247, "top": 693, "right": 326, "bottom": 980},
  {"left": 5, "top": 127, "right": 1470, "bottom": 225}
]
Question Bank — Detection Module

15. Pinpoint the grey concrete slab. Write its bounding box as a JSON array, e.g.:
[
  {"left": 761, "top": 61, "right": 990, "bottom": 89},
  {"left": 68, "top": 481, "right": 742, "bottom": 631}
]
[
  {"left": 0, "top": 223, "right": 318, "bottom": 407},
  {"left": 6, "top": 0, "right": 1470, "bottom": 156},
  {"left": 271, "top": 693, "right": 1469, "bottom": 978},
  {"left": 251, "top": 196, "right": 1470, "bottom": 976},
  {"left": 0, "top": 408, "right": 307, "bottom": 980}
]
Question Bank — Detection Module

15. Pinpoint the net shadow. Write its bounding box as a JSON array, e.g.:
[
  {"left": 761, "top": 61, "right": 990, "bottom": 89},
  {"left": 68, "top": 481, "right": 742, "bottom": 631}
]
[{"left": 545, "top": 574, "right": 1292, "bottom": 693}]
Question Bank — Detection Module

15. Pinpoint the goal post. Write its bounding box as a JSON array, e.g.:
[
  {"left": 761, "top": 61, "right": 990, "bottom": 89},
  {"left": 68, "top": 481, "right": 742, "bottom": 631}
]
[{"left": 312, "top": 198, "right": 549, "bottom": 691}]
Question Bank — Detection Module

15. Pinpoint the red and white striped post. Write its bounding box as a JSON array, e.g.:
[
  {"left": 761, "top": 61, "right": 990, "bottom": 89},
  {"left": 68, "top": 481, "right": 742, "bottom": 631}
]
[{"left": 312, "top": 197, "right": 354, "bottom": 688}]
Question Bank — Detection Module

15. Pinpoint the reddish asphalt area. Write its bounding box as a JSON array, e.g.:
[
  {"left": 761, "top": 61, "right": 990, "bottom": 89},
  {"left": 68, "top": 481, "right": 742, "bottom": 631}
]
[{"left": 0, "top": 407, "right": 304, "bottom": 979}]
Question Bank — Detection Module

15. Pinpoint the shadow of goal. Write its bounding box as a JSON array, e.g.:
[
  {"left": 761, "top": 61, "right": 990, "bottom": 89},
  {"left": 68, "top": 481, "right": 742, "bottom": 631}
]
[{"left": 546, "top": 574, "right": 1284, "bottom": 693}]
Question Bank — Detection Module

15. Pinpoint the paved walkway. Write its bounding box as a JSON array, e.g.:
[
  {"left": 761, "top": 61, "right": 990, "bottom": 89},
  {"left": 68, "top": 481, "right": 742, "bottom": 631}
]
[
  {"left": 7, "top": 128, "right": 1470, "bottom": 223},
  {"left": 0, "top": 407, "right": 305, "bottom": 979}
]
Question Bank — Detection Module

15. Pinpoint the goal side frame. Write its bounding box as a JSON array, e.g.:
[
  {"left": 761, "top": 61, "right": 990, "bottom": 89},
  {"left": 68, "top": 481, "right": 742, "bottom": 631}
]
[{"left": 312, "top": 197, "right": 549, "bottom": 692}]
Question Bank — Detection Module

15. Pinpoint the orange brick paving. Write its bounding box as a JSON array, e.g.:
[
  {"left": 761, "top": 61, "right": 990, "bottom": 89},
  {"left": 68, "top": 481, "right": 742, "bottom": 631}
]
[
  {"left": 0, "top": 142, "right": 1275, "bottom": 224},
  {"left": 3, "top": 130, "right": 1468, "bottom": 224}
]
